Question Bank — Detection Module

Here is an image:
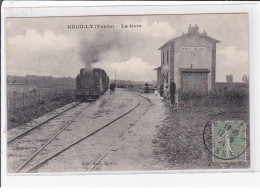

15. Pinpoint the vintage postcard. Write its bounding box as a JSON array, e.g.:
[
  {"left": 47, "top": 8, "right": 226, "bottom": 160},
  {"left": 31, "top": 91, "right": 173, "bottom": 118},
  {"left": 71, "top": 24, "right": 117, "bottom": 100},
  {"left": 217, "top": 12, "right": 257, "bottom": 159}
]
[{"left": 4, "top": 13, "right": 250, "bottom": 174}]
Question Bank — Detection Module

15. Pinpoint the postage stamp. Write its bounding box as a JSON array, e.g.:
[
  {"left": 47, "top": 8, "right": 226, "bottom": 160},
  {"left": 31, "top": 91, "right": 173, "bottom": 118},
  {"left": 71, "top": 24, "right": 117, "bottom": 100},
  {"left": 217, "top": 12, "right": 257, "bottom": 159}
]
[{"left": 212, "top": 121, "right": 247, "bottom": 162}]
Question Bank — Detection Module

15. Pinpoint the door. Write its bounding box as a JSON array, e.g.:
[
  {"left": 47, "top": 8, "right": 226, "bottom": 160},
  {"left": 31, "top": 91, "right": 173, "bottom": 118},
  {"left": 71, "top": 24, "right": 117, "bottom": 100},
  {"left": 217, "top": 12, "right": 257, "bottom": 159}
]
[{"left": 181, "top": 72, "right": 208, "bottom": 92}]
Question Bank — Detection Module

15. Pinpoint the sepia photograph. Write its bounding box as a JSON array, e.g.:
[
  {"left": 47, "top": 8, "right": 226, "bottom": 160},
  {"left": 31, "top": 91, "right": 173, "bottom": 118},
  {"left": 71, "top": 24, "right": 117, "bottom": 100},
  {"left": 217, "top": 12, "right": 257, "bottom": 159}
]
[{"left": 5, "top": 13, "right": 250, "bottom": 174}]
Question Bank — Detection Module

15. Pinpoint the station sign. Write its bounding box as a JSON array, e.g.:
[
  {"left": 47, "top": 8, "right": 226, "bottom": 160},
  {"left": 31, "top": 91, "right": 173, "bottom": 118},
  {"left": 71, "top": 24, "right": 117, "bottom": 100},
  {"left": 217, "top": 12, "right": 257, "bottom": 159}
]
[{"left": 180, "top": 47, "right": 206, "bottom": 51}]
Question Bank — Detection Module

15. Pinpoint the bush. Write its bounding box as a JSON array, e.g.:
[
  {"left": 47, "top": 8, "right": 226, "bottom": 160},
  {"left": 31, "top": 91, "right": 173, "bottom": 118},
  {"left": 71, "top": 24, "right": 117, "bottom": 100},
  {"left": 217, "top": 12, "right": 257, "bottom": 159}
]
[{"left": 178, "top": 89, "right": 249, "bottom": 107}]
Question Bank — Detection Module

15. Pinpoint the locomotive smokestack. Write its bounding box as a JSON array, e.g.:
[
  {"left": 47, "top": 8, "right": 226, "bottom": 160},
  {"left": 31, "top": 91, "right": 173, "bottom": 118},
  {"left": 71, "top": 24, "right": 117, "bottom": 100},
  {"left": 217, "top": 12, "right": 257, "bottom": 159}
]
[{"left": 84, "top": 63, "right": 92, "bottom": 71}]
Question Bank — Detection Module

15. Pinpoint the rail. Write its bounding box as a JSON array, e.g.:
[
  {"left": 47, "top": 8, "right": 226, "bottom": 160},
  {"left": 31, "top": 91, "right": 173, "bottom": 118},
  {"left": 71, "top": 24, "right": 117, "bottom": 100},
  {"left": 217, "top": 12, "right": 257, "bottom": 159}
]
[
  {"left": 25, "top": 101, "right": 141, "bottom": 173},
  {"left": 8, "top": 102, "right": 82, "bottom": 144},
  {"left": 87, "top": 91, "right": 152, "bottom": 171},
  {"left": 15, "top": 102, "right": 91, "bottom": 173}
]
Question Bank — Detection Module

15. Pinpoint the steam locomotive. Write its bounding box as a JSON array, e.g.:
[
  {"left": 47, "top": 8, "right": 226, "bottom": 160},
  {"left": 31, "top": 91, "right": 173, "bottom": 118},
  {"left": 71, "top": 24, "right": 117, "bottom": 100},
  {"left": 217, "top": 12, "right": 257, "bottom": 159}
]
[{"left": 75, "top": 68, "right": 109, "bottom": 101}]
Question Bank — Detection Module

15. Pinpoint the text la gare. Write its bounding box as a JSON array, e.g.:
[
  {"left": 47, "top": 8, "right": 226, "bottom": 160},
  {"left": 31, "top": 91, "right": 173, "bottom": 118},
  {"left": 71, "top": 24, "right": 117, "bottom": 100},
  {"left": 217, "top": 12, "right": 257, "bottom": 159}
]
[{"left": 121, "top": 24, "right": 142, "bottom": 28}]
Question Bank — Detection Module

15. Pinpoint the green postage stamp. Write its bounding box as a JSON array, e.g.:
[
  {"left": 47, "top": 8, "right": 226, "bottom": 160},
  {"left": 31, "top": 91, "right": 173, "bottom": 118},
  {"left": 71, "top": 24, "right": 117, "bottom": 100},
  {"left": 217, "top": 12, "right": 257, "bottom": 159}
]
[{"left": 212, "top": 121, "right": 247, "bottom": 162}]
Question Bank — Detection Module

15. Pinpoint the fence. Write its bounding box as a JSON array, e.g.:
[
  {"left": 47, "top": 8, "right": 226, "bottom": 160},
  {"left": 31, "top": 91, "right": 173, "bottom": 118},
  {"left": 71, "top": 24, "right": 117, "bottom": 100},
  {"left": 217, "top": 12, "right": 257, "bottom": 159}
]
[{"left": 7, "top": 89, "right": 74, "bottom": 112}]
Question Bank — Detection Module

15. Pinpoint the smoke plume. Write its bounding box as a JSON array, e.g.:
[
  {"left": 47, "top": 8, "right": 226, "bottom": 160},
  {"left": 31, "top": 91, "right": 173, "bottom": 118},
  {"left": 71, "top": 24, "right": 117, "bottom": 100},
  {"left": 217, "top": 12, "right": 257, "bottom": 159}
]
[{"left": 79, "top": 30, "right": 133, "bottom": 69}]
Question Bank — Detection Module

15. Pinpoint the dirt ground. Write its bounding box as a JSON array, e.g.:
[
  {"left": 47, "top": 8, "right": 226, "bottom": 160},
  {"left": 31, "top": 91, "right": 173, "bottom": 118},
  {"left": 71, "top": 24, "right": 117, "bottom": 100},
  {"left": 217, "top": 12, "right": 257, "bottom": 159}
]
[{"left": 94, "top": 92, "right": 169, "bottom": 171}]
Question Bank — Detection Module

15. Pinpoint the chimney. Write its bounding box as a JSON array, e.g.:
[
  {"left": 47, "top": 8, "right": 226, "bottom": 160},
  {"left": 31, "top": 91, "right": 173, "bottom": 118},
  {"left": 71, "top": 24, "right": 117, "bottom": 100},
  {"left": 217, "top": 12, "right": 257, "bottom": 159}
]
[
  {"left": 195, "top": 24, "right": 199, "bottom": 33},
  {"left": 188, "top": 24, "right": 192, "bottom": 33},
  {"left": 188, "top": 24, "right": 199, "bottom": 34},
  {"left": 202, "top": 30, "right": 207, "bottom": 36}
]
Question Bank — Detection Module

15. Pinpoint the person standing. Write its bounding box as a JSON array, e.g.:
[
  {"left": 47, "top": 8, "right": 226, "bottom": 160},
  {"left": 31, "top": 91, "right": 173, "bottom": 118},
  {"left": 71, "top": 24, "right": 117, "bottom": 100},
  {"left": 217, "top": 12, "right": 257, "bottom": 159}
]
[
  {"left": 144, "top": 82, "right": 149, "bottom": 93},
  {"left": 170, "top": 81, "right": 176, "bottom": 105},
  {"left": 110, "top": 83, "right": 115, "bottom": 95},
  {"left": 154, "top": 84, "right": 158, "bottom": 96},
  {"left": 160, "top": 84, "right": 164, "bottom": 97}
]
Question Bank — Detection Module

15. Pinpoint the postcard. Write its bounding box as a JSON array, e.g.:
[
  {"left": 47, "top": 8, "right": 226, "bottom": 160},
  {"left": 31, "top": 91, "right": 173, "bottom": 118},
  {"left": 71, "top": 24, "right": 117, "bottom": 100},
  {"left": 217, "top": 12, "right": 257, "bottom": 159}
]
[{"left": 3, "top": 13, "right": 251, "bottom": 174}]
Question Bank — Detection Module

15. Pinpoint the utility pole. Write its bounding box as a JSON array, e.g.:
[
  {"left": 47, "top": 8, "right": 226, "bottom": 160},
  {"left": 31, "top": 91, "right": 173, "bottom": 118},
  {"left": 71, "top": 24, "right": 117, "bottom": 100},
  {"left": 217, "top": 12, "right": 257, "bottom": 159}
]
[{"left": 115, "top": 70, "right": 117, "bottom": 87}]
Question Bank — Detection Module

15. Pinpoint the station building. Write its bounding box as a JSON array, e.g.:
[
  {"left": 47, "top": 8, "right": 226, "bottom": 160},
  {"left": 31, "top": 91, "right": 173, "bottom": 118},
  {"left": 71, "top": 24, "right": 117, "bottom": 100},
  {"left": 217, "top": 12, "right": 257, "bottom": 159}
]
[{"left": 155, "top": 24, "right": 220, "bottom": 93}]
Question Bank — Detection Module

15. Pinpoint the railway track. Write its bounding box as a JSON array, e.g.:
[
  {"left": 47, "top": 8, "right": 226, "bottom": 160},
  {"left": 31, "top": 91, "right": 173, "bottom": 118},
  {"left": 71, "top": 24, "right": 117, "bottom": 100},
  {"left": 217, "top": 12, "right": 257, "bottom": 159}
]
[
  {"left": 7, "top": 101, "right": 91, "bottom": 173},
  {"left": 87, "top": 91, "right": 152, "bottom": 171},
  {"left": 14, "top": 102, "right": 91, "bottom": 173},
  {"left": 16, "top": 91, "right": 152, "bottom": 173},
  {"left": 8, "top": 102, "right": 83, "bottom": 143}
]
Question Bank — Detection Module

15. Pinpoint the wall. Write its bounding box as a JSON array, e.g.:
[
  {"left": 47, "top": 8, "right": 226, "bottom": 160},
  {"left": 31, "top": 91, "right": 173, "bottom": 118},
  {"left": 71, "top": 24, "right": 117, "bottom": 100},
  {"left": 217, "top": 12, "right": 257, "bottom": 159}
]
[
  {"left": 160, "top": 46, "right": 171, "bottom": 86},
  {"left": 157, "top": 68, "right": 162, "bottom": 86},
  {"left": 173, "top": 34, "right": 213, "bottom": 91}
]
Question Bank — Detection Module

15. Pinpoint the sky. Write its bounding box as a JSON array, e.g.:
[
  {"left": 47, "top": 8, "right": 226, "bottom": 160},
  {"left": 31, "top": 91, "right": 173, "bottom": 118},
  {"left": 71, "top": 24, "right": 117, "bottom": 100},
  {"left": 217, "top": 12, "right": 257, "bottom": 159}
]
[{"left": 6, "top": 14, "right": 249, "bottom": 82}]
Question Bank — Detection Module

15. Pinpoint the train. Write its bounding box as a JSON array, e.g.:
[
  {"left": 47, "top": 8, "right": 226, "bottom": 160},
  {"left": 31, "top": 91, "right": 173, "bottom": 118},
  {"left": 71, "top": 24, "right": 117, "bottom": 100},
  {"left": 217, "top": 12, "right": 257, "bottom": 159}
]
[{"left": 75, "top": 68, "right": 109, "bottom": 101}]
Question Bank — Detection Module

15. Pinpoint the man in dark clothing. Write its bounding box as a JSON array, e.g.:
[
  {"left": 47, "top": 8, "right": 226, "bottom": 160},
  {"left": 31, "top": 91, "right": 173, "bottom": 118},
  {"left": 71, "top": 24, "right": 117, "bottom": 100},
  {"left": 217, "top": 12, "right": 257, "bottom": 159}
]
[
  {"left": 170, "top": 81, "right": 176, "bottom": 105},
  {"left": 144, "top": 82, "right": 149, "bottom": 93},
  {"left": 110, "top": 83, "right": 115, "bottom": 95},
  {"left": 160, "top": 84, "right": 164, "bottom": 97}
]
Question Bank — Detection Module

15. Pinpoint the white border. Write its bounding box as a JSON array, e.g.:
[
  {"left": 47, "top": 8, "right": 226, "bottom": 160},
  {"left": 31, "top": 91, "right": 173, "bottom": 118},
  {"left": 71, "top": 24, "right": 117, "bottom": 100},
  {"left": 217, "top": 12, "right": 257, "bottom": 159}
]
[
  {"left": 1, "top": 2, "right": 259, "bottom": 17},
  {"left": 1, "top": 1, "right": 260, "bottom": 187}
]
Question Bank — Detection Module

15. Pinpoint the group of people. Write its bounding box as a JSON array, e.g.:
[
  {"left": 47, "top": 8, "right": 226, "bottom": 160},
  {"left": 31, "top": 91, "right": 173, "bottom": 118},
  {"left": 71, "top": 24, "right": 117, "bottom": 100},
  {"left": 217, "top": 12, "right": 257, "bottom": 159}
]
[
  {"left": 110, "top": 81, "right": 177, "bottom": 107},
  {"left": 155, "top": 81, "right": 177, "bottom": 106}
]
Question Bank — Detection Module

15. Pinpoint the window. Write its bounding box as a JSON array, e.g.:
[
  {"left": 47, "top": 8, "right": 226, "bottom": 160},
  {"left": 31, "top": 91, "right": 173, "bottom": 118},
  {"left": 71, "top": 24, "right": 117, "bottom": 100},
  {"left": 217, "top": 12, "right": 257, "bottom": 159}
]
[
  {"left": 162, "top": 52, "right": 164, "bottom": 65},
  {"left": 167, "top": 50, "right": 169, "bottom": 63}
]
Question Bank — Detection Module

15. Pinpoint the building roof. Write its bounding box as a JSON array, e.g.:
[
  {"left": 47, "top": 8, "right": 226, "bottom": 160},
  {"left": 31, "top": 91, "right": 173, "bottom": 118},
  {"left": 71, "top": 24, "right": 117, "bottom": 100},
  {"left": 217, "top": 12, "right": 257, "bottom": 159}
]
[
  {"left": 179, "top": 68, "right": 210, "bottom": 73},
  {"left": 154, "top": 67, "right": 161, "bottom": 70},
  {"left": 158, "top": 26, "right": 220, "bottom": 50}
]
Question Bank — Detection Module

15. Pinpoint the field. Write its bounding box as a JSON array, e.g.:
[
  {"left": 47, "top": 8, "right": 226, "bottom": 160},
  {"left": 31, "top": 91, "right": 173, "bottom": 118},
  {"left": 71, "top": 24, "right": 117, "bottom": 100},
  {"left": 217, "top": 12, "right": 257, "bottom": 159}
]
[
  {"left": 7, "top": 84, "right": 75, "bottom": 130},
  {"left": 6, "top": 75, "right": 77, "bottom": 129}
]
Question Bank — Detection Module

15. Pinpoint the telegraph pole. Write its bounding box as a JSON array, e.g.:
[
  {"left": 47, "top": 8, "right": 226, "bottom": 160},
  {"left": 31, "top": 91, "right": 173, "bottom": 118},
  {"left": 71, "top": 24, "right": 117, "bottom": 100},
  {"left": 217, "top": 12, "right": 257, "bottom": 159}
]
[{"left": 115, "top": 70, "right": 117, "bottom": 87}]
